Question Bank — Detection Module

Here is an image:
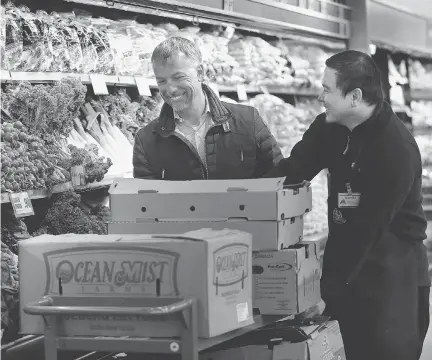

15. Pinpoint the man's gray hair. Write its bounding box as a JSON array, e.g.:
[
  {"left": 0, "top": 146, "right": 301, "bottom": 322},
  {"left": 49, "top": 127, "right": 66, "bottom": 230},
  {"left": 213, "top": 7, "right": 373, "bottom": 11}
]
[{"left": 151, "top": 36, "right": 202, "bottom": 65}]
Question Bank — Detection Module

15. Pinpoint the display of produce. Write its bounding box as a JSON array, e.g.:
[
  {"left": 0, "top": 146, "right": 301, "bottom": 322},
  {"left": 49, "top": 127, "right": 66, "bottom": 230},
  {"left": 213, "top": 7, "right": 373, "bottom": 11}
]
[
  {"left": 1, "top": 4, "right": 329, "bottom": 89},
  {"left": 227, "top": 35, "right": 291, "bottom": 85},
  {"left": 32, "top": 191, "right": 109, "bottom": 236},
  {"left": 409, "top": 59, "right": 432, "bottom": 90},
  {"left": 1, "top": 241, "right": 19, "bottom": 342},
  {"left": 412, "top": 101, "right": 432, "bottom": 128},
  {"left": 415, "top": 134, "right": 432, "bottom": 166},
  {"left": 0, "top": 77, "right": 123, "bottom": 194},
  {"left": 95, "top": 89, "right": 162, "bottom": 143},
  {"left": 275, "top": 42, "right": 336, "bottom": 89}
]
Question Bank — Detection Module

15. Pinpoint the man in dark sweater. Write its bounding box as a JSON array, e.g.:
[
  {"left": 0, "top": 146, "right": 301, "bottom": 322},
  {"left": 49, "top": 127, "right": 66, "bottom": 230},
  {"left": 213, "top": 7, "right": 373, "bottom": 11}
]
[{"left": 266, "top": 50, "right": 430, "bottom": 360}]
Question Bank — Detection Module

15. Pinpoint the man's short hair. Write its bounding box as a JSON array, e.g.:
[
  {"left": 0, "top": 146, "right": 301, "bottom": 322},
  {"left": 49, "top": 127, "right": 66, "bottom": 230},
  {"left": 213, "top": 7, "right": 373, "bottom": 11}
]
[
  {"left": 151, "top": 36, "right": 202, "bottom": 65},
  {"left": 325, "top": 50, "right": 384, "bottom": 105}
]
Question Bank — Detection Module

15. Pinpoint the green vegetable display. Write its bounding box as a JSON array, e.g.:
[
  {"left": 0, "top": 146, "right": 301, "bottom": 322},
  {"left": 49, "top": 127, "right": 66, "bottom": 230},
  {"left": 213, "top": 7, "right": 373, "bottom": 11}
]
[{"left": 35, "top": 191, "right": 108, "bottom": 235}]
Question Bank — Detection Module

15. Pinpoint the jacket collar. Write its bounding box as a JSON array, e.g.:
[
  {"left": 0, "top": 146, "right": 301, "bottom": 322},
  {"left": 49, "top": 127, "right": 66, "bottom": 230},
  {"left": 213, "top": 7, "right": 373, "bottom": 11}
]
[
  {"left": 351, "top": 100, "right": 388, "bottom": 136},
  {"left": 153, "top": 83, "right": 234, "bottom": 137}
]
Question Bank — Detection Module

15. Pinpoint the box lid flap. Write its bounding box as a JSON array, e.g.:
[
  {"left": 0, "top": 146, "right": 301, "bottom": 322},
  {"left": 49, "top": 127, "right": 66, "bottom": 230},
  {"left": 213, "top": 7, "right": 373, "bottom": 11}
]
[{"left": 109, "top": 178, "right": 286, "bottom": 195}]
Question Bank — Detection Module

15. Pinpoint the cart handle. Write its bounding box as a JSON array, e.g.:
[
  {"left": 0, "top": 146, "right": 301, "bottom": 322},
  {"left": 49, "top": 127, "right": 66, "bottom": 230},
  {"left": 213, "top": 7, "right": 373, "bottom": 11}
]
[{"left": 23, "top": 297, "right": 195, "bottom": 317}]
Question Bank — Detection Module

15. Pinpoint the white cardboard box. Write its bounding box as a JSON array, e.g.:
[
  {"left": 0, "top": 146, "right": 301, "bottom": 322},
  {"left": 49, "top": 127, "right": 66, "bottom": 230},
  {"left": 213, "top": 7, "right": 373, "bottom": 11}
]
[
  {"left": 108, "top": 178, "right": 312, "bottom": 222},
  {"left": 19, "top": 229, "right": 253, "bottom": 338},
  {"left": 200, "top": 319, "right": 346, "bottom": 360},
  {"left": 252, "top": 242, "right": 321, "bottom": 315},
  {"left": 107, "top": 216, "right": 304, "bottom": 251}
]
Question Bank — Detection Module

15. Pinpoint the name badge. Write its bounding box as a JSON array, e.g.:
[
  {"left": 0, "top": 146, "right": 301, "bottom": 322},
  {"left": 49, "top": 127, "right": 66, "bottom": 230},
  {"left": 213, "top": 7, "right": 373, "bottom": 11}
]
[{"left": 338, "top": 193, "right": 361, "bottom": 208}]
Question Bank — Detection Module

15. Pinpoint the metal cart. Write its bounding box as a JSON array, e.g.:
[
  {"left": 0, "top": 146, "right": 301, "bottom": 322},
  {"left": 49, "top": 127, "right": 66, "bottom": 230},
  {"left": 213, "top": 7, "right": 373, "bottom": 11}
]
[{"left": 23, "top": 295, "right": 284, "bottom": 360}]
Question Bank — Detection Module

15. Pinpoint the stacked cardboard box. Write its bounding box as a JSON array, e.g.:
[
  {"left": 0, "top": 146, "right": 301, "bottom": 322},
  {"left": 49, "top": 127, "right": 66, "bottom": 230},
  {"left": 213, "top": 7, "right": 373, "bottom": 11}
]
[
  {"left": 19, "top": 229, "right": 254, "bottom": 338},
  {"left": 107, "top": 177, "right": 320, "bottom": 316},
  {"left": 200, "top": 318, "right": 346, "bottom": 360}
]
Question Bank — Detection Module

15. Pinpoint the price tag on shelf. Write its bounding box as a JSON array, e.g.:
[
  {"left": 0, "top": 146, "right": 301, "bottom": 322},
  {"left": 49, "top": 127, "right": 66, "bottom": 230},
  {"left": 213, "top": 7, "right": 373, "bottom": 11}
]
[
  {"left": 209, "top": 83, "right": 220, "bottom": 98},
  {"left": 9, "top": 192, "right": 35, "bottom": 218},
  {"left": 237, "top": 84, "right": 248, "bottom": 101},
  {"left": 260, "top": 85, "right": 269, "bottom": 94},
  {"left": 71, "top": 166, "right": 86, "bottom": 187},
  {"left": 90, "top": 74, "right": 109, "bottom": 95},
  {"left": 135, "top": 76, "right": 152, "bottom": 96},
  {"left": 1, "top": 70, "right": 11, "bottom": 81}
]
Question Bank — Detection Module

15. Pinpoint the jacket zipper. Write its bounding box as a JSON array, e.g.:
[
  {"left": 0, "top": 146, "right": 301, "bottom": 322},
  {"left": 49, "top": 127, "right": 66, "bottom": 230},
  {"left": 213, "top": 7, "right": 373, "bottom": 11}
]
[{"left": 171, "top": 132, "right": 208, "bottom": 179}]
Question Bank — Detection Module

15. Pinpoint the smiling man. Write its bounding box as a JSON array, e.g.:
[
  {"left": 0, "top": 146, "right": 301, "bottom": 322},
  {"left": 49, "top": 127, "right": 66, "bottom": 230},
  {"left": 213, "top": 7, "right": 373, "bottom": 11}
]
[
  {"left": 133, "top": 37, "right": 282, "bottom": 180},
  {"left": 266, "top": 50, "right": 430, "bottom": 360}
]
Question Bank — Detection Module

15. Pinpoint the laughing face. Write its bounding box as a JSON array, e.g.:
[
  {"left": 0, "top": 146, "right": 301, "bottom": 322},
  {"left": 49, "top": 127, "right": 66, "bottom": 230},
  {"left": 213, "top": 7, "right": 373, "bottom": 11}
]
[
  {"left": 319, "top": 67, "right": 352, "bottom": 124},
  {"left": 153, "top": 52, "right": 204, "bottom": 113}
]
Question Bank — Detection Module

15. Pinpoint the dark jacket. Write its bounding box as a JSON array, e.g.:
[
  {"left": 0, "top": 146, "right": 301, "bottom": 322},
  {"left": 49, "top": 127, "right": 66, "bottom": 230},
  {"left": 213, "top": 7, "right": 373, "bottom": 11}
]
[
  {"left": 268, "top": 101, "right": 429, "bottom": 289},
  {"left": 267, "top": 101, "right": 430, "bottom": 359},
  {"left": 133, "top": 84, "right": 282, "bottom": 180}
]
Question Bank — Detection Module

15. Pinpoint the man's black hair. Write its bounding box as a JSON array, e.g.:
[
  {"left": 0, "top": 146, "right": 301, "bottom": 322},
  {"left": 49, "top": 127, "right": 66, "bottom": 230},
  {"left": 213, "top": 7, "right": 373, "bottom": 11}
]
[{"left": 325, "top": 50, "right": 384, "bottom": 105}]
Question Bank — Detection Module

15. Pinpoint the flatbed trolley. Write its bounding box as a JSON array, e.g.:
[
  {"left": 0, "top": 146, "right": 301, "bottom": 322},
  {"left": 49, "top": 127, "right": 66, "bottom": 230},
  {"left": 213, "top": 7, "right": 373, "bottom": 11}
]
[{"left": 23, "top": 295, "right": 285, "bottom": 360}]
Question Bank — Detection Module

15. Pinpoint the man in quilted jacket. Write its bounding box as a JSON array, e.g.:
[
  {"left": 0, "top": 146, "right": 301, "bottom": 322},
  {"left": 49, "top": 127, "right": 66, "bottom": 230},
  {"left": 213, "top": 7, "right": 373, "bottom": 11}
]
[{"left": 133, "top": 37, "right": 282, "bottom": 180}]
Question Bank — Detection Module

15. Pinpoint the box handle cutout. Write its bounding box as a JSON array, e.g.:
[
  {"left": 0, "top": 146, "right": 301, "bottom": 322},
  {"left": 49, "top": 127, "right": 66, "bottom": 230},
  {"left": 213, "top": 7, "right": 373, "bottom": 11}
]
[
  {"left": 253, "top": 265, "right": 264, "bottom": 274},
  {"left": 227, "top": 187, "right": 248, "bottom": 192}
]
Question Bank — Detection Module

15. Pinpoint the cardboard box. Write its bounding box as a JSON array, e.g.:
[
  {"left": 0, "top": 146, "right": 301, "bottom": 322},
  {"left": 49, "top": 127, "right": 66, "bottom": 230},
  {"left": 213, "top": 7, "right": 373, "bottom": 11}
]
[
  {"left": 200, "top": 319, "right": 346, "bottom": 360},
  {"left": 108, "top": 178, "right": 312, "bottom": 222},
  {"left": 107, "top": 216, "right": 304, "bottom": 251},
  {"left": 19, "top": 229, "right": 253, "bottom": 338},
  {"left": 252, "top": 243, "right": 321, "bottom": 315}
]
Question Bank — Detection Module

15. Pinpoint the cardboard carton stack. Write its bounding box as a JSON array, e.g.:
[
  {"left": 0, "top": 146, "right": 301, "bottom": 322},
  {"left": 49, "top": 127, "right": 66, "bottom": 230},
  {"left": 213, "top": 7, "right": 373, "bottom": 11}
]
[
  {"left": 19, "top": 229, "right": 254, "bottom": 339},
  {"left": 107, "top": 177, "right": 321, "bottom": 317}
]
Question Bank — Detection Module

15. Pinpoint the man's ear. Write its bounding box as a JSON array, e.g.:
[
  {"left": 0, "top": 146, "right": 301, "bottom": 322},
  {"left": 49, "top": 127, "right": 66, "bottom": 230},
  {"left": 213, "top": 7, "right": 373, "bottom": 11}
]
[{"left": 351, "top": 88, "right": 363, "bottom": 107}]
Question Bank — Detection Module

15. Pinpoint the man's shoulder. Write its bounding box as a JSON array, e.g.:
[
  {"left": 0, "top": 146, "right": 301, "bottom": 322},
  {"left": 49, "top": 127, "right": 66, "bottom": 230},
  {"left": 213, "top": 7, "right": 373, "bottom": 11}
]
[
  {"left": 222, "top": 101, "right": 256, "bottom": 118},
  {"left": 135, "top": 118, "right": 159, "bottom": 143}
]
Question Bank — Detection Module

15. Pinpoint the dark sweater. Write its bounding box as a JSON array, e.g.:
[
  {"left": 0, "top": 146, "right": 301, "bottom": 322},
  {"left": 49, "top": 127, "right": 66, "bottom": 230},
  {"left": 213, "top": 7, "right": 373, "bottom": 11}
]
[{"left": 268, "top": 101, "right": 430, "bottom": 290}]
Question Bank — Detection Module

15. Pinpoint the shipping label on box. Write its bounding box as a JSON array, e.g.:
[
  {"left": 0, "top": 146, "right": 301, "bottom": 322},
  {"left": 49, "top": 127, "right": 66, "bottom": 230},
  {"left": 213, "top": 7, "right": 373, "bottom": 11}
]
[
  {"left": 252, "top": 243, "right": 321, "bottom": 315},
  {"left": 19, "top": 230, "right": 253, "bottom": 338},
  {"left": 200, "top": 320, "right": 346, "bottom": 360},
  {"left": 107, "top": 216, "right": 304, "bottom": 250},
  {"left": 108, "top": 178, "right": 312, "bottom": 222}
]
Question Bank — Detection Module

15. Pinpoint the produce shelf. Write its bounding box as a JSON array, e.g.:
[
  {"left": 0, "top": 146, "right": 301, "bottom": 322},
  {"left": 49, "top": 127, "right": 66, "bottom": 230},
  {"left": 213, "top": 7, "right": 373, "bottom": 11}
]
[
  {"left": 0, "top": 174, "right": 125, "bottom": 204},
  {"left": 61, "top": 0, "right": 350, "bottom": 40},
  {"left": 410, "top": 89, "right": 432, "bottom": 102},
  {"left": 1, "top": 71, "right": 321, "bottom": 97}
]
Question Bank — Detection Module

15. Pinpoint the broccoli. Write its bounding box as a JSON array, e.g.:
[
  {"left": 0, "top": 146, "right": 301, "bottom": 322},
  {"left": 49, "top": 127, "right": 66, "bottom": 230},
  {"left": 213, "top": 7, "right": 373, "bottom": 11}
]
[{"left": 40, "top": 191, "right": 107, "bottom": 235}]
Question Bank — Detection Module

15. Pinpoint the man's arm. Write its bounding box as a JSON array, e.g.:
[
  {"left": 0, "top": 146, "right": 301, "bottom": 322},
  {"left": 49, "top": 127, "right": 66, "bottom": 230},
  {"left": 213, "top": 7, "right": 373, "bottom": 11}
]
[
  {"left": 132, "top": 132, "right": 158, "bottom": 179},
  {"left": 253, "top": 108, "right": 283, "bottom": 177},
  {"left": 265, "top": 113, "right": 329, "bottom": 184},
  {"left": 344, "top": 141, "right": 420, "bottom": 285}
]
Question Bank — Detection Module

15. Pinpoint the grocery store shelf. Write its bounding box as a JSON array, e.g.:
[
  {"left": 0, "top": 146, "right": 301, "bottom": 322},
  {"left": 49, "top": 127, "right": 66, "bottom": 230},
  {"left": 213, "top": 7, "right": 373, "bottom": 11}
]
[
  {"left": 218, "top": 84, "right": 321, "bottom": 96},
  {"left": 410, "top": 89, "right": 432, "bottom": 102},
  {"left": 0, "top": 71, "right": 320, "bottom": 97},
  {"left": 0, "top": 175, "right": 124, "bottom": 204},
  {"left": 62, "top": 0, "right": 350, "bottom": 40}
]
